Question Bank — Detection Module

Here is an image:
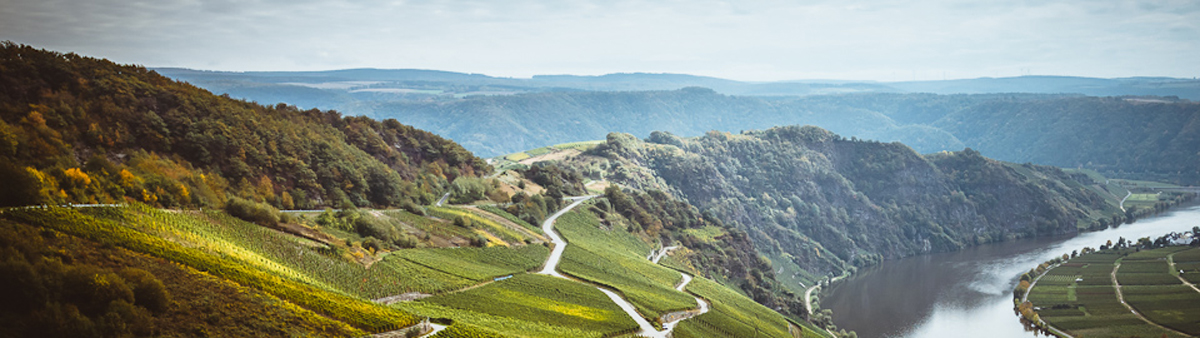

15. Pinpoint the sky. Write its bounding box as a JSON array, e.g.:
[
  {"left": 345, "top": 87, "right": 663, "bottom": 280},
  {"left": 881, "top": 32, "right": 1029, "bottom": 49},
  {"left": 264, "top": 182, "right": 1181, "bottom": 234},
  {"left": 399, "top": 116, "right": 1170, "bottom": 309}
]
[{"left": 2, "top": 0, "right": 1198, "bottom": 82}]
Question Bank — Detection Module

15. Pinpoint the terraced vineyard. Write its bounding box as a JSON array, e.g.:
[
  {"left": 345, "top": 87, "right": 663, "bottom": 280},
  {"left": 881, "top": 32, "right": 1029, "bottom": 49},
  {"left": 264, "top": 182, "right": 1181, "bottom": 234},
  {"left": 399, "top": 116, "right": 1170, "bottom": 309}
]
[
  {"left": 674, "top": 276, "right": 817, "bottom": 338},
  {"left": 396, "top": 245, "right": 548, "bottom": 281},
  {"left": 1, "top": 200, "right": 825, "bottom": 338},
  {"left": 478, "top": 205, "right": 544, "bottom": 234},
  {"left": 427, "top": 206, "right": 531, "bottom": 245},
  {"left": 554, "top": 209, "right": 698, "bottom": 321},
  {"left": 2, "top": 206, "right": 423, "bottom": 333},
  {"left": 1026, "top": 246, "right": 1200, "bottom": 338},
  {"left": 417, "top": 274, "right": 639, "bottom": 337}
]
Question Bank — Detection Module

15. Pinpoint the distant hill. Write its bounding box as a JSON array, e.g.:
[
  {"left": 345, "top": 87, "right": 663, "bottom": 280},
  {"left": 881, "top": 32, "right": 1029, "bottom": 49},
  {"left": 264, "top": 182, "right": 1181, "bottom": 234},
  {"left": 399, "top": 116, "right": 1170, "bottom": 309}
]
[
  {"left": 156, "top": 67, "right": 1200, "bottom": 101},
  {"left": 890, "top": 76, "right": 1200, "bottom": 99},
  {"left": 156, "top": 68, "right": 1200, "bottom": 184}
]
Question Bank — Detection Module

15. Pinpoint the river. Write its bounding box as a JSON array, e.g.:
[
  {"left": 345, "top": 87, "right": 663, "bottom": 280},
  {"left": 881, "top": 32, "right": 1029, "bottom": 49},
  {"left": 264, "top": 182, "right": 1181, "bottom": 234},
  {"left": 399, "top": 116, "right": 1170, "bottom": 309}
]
[{"left": 822, "top": 203, "right": 1200, "bottom": 338}]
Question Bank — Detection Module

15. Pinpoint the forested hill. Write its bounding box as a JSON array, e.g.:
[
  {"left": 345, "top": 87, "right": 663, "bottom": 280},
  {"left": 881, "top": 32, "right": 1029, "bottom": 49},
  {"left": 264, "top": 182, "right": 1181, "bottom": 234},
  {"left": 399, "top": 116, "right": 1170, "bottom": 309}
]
[
  {"left": 795, "top": 93, "right": 1200, "bottom": 185},
  {"left": 560, "top": 127, "right": 1120, "bottom": 278},
  {"left": 158, "top": 67, "right": 1200, "bottom": 185},
  {"left": 0, "top": 43, "right": 489, "bottom": 209}
]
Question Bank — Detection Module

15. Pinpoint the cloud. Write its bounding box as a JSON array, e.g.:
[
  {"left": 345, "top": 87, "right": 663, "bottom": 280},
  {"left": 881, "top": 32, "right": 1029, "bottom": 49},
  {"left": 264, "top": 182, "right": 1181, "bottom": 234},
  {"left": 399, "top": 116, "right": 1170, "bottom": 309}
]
[{"left": 1, "top": 0, "right": 1198, "bottom": 81}]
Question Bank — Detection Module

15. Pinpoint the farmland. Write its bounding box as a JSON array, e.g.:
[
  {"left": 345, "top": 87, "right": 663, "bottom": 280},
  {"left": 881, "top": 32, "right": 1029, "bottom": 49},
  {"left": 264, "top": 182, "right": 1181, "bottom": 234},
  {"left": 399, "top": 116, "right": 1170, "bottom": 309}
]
[
  {"left": 417, "top": 273, "right": 639, "bottom": 337},
  {"left": 478, "top": 205, "right": 545, "bottom": 235},
  {"left": 427, "top": 206, "right": 532, "bottom": 245},
  {"left": 673, "top": 276, "right": 811, "bottom": 338},
  {"left": 2, "top": 205, "right": 423, "bottom": 333},
  {"left": 1025, "top": 246, "right": 1200, "bottom": 338},
  {"left": 554, "top": 209, "right": 698, "bottom": 321}
]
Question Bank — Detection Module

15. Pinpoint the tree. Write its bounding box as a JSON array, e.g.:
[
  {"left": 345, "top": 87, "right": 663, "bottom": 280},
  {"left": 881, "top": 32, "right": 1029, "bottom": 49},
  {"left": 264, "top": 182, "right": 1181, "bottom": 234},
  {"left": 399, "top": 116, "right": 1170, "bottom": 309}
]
[{"left": 0, "top": 162, "right": 42, "bottom": 206}]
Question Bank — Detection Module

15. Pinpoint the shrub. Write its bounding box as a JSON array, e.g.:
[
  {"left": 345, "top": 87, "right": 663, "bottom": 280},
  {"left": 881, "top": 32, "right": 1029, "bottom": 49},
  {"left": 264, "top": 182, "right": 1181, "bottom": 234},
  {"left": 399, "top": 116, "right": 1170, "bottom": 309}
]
[
  {"left": 362, "top": 237, "right": 383, "bottom": 253},
  {"left": 401, "top": 200, "right": 426, "bottom": 216},
  {"left": 224, "top": 196, "right": 279, "bottom": 226},
  {"left": 355, "top": 216, "right": 399, "bottom": 243},
  {"left": 453, "top": 216, "right": 473, "bottom": 228},
  {"left": 394, "top": 234, "right": 419, "bottom": 249},
  {"left": 119, "top": 268, "right": 170, "bottom": 313},
  {"left": 470, "top": 234, "right": 488, "bottom": 247}
]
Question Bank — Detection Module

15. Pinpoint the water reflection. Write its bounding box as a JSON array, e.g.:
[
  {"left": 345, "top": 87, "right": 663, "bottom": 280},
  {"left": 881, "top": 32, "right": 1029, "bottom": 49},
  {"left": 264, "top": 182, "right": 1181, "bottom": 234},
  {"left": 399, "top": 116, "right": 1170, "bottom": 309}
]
[{"left": 823, "top": 203, "right": 1200, "bottom": 338}]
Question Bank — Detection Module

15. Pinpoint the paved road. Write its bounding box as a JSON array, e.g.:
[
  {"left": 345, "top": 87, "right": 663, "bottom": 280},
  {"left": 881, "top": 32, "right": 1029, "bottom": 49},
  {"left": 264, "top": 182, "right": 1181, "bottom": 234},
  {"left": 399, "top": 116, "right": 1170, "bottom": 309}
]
[
  {"left": 651, "top": 246, "right": 678, "bottom": 264},
  {"left": 536, "top": 196, "right": 595, "bottom": 277},
  {"left": 417, "top": 324, "right": 447, "bottom": 338},
  {"left": 537, "top": 195, "right": 707, "bottom": 338}
]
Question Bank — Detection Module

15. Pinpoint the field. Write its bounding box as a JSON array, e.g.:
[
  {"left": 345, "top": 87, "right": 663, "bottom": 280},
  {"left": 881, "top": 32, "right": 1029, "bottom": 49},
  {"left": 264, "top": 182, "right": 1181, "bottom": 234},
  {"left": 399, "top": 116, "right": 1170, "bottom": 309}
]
[
  {"left": 411, "top": 273, "right": 639, "bottom": 337},
  {"left": 0, "top": 216, "right": 364, "bottom": 337},
  {"left": 1, "top": 204, "right": 589, "bottom": 336},
  {"left": 478, "top": 205, "right": 544, "bottom": 234},
  {"left": 396, "top": 245, "right": 548, "bottom": 281},
  {"left": 1123, "top": 193, "right": 1167, "bottom": 208},
  {"left": 427, "top": 206, "right": 530, "bottom": 245},
  {"left": 1026, "top": 246, "right": 1200, "bottom": 338},
  {"left": 495, "top": 140, "right": 604, "bottom": 166},
  {"left": 672, "top": 276, "right": 799, "bottom": 338},
  {"left": 554, "top": 209, "right": 698, "bottom": 322},
  {"left": 3, "top": 205, "right": 423, "bottom": 333}
]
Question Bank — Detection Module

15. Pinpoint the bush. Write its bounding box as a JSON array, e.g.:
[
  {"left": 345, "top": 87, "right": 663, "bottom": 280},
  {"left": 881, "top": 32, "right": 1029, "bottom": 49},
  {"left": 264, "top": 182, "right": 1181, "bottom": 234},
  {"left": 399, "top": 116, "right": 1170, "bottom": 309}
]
[
  {"left": 355, "top": 216, "right": 400, "bottom": 243},
  {"left": 362, "top": 237, "right": 383, "bottom": 253},
  {"left": 63, "top": 266, "right": 134, "bottom": 316},
  {"left": 401, "top": 200, "right": 426, "bottom": 216},
  {"left": 394, "top": 234, "right": 419, "bottom": 249},
  {"left": 453, "top": 216, "right": 473, "bottom": 228},
  {"left": 224, "top": 196, "right": 280, "bottom": 226},
  {"left": 470, "top": 234, "right": 488, "bottom": 247},
  {"left": 119, "top": 268, "right": 170, "bottom": 313}
]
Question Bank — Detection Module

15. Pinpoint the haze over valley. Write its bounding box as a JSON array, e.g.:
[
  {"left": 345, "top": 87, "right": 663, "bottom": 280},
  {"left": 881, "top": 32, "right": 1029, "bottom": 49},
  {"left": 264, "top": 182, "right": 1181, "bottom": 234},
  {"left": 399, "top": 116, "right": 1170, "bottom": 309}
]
[{"left": 3, "top": 1, "right": 1199, "bottom": 338}]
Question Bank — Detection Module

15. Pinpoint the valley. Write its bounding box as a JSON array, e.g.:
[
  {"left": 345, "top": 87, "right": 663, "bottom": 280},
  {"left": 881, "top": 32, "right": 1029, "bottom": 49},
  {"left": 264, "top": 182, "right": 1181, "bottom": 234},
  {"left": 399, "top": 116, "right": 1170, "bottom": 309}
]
[
  {"left": 3, "top": 42, "right": 1199, "bottom": 338},
  {"left": 824, "top": 202, "right": 1200, "bottom": 338}
]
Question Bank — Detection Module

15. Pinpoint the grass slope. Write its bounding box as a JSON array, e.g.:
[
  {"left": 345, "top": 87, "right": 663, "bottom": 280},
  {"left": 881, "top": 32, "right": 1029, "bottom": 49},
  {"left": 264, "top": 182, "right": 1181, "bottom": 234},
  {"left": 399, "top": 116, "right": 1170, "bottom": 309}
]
[{"left": 554, "top": 209, "right": 697, "bottom": 321}]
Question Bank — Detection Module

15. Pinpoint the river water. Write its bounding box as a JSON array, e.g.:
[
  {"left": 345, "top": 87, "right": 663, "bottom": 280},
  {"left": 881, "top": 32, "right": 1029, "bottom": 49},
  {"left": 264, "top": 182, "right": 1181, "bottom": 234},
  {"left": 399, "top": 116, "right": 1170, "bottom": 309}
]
[{"left": 822, "top": 203, "right": 1200, "bottom": 338}]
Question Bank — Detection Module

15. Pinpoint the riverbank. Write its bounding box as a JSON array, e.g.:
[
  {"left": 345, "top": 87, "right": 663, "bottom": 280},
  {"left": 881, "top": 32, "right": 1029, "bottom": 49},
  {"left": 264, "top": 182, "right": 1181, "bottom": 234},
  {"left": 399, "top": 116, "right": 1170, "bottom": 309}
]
[
  {"left": 1017, "top": 233, "right": 1200, "bottom": 338},
  {"left": 823, "top": 202, "right": 1200, "bottom": 338}
]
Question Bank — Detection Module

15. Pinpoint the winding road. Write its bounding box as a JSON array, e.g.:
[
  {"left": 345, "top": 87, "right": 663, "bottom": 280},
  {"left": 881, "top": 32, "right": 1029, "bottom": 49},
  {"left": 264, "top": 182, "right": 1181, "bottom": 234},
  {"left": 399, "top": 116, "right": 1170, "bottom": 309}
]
[
  {"left": 538, "top": 195, "right": 708, "bottom": 338},
  {"left": 651, "top": 246, "right": 679, "bottom": 264}
]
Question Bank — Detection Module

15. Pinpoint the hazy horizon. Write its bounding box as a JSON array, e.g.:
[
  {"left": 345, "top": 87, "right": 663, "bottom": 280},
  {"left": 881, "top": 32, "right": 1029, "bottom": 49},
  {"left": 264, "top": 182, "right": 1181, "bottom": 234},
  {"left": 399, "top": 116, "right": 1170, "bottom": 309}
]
[
  {"left": 150, "top": 66, "right": 1199, "bottom": 84},
  {"left": 3, "top": 0, "right": 1198, "bottom": 82}
]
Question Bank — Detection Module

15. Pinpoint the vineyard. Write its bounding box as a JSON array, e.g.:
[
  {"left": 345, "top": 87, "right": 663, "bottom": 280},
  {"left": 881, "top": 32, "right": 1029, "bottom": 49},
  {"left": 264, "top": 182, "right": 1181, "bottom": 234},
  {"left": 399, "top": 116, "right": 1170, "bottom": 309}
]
[
  {"left": 673, "top": 276, "right": 797, "bottom": 338},
  {"left": 399, "top": 274, "right": 637, "bottom": 338},
  {"left": 554, "top": 209, "right": 698, "bottom": 321},
  {"left": 1026, "top": 246, "right": 1200, "bottom": 338},
  {"left": 386, "top": 209, "right": 485, "bottom": 245},
  {"left": 478, "top": 205, "right": 544, "bottom": 235},
  {"left": 428, "top": 206, "right": 530, "bottom": 245},
  {"left": 396, "top": 245, "right": 548, "bottom": 281},
  {"left": 2, "top": 206, "right": 423, "bottom": 333},
  {"left": 1176, "top": 247, "right": 1200, "bottom": 284},
  {"left": 0, "top": 201, "right": 832, "bottom": 338}
]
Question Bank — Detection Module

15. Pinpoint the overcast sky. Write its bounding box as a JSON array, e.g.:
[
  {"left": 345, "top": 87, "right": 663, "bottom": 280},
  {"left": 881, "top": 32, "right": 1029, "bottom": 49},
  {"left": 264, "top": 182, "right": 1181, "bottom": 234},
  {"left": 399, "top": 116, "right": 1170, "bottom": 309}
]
[{"left": 2, "top": 0, "right": 1198, "bottom": 82}]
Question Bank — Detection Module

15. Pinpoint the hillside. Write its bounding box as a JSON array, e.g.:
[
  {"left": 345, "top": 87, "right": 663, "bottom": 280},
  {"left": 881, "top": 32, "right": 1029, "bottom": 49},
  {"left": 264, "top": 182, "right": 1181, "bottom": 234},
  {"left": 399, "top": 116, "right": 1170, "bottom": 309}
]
[
  {"left": 0, "top": 42, "right": 488, "bottom": 210},
  {"left": 548, "top": 127, "right": 1142, "bottom": 284},
  {"left": 0, "top": 44, "right": 832, "bottom": 338}
]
